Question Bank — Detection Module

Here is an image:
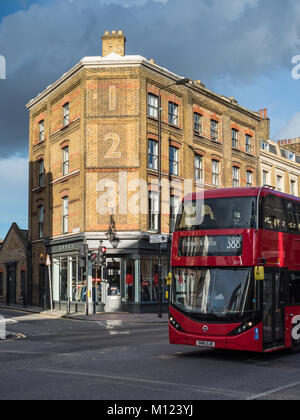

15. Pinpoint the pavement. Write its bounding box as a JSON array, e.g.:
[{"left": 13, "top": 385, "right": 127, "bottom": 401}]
[{"left": 0, "top": 303, "right": 169, "bottom": 324}]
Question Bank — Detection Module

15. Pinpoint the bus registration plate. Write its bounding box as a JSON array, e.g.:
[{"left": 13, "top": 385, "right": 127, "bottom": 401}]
[{"left": 196, "top": 340, "right": 215, "bottom": 348}]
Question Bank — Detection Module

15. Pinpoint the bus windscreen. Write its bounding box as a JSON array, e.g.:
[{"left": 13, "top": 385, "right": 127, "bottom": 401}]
[
  {"left": 175, "top": 196, "right": 256, "bottom": 231},
  {"left": 172, "top": 267, "right": 258, "bottom": 321}
]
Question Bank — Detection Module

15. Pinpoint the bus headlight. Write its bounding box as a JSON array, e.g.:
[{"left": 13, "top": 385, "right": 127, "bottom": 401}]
[
  {"left": 169, "top": 314, "right": 184, "bottom": 332},
  {"left": 228, "top": 321, "right": 256, "bottom": 336}
]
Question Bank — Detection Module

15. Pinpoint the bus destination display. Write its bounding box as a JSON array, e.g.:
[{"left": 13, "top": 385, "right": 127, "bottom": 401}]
[{"left": 178, "top": 235, "right": 243, "bottom": 257}]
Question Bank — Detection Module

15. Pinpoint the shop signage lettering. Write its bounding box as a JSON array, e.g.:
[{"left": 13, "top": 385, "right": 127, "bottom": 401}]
[{"left": 52, "top": 243, "right": 80, "bottom": 253}]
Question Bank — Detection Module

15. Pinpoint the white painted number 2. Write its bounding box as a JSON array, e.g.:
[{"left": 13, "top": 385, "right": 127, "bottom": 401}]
[
  {"left": 104, "top": 133, "right": 121, "bottom": 159},
  {"left": 292, "top": 315, "right": 300, "bottom": 341}
]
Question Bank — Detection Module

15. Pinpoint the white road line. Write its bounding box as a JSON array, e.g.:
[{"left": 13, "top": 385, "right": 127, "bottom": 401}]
[
  {"left": 34, "top": 368, "right": 251, "bottom": 399},
  {"left": 247, "top": 381, "right": 300, "bottom": 400}
]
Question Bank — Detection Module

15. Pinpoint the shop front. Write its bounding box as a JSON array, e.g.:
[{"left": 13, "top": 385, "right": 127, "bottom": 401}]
[{"left": 46, "top": 233, "right": 170, "bottom": 313}]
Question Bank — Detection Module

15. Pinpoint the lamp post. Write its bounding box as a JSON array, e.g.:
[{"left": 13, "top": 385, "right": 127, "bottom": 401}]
[{"left": 157, "top": 77, "right": 190, "bottom": 318}]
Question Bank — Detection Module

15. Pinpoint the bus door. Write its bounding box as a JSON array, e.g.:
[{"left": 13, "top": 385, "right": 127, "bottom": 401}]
[{"left": 263, "top": 269, "right": 286, "bottom": 350}]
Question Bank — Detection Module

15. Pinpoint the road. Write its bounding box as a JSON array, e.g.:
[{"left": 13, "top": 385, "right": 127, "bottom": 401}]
[{"left": 1, "top": 307, "right": 300, "bottom": 401}]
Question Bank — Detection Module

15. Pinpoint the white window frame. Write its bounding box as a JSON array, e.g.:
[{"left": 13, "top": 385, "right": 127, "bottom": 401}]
[
  {"left": 63, "top": 102, "right": 70, "bottom": 127},
  {"left": 246, "top": 171, "right": 253, "bottom": 187},
  {"left": 148, "top": 140, "right": 158, "bottom": 171},
  {"left": 168, "top": 102, "right": 179, "bottom": 126},
  {"left": 212, "top": 160, "right": 220, "bottom": 187},
  {"left": 232, "top": 129, "right": 239, "bottom": 149},
  {"left": 193, "top": 112, "right": 202, "bottom": 135},
  {"left": 38, "top": 205, "right": 44, "bottom": 239},
  {"left": 194, "top": 154, "right": 203, "bottom": 182},
  {"left": 39, "top": 120, "right": 45, "bottom": 142},
  {"left": 211, "top": 120, "right": 218, "bottom": 142},
  {"left": 170, "top": 195, "right": 180, "bottom": 233},
  {"left": 147, "top": 94, "right": 159, "bottom": 119},
  {"left": 169, "top": 146, "right": 179, "bottom": 176},
  {"left": 62, "top": 146, "right": 69, "bottom": 176},
  {"left": 38, "top": 160, "right": 45, "bottom": 187},
  {"left": 148, "top": 192, "right": 159, "bottom": 232},
  {"left": 233, "top": 166, "right": 240, "bottom": 187},
  {"left": 63, "top": 196, "right": 69, "bottom": 234}
]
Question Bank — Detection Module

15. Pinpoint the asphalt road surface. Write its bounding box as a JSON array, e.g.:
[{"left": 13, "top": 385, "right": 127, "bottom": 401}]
[{"left": 1, "top": 308, "right": 300, "bottom": 401}]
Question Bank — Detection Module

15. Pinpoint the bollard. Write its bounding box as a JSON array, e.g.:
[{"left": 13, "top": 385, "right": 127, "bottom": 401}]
[{"left": 0, "top": 316, "right": 6, "bottom": 340}]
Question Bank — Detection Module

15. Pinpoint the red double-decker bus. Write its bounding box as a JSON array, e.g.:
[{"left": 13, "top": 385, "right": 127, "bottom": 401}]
[{"left": 169, "top": 187, "right": 300, "bottom": 353}]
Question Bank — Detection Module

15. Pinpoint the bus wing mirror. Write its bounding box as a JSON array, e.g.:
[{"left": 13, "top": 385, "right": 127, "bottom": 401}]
[{"left": 254, "top": 266, "right": 264, "bottom": 281}]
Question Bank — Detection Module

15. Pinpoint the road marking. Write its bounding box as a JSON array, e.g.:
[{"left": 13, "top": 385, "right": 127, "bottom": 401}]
[
  {"left": 247, "top": 380, "right": 300, "bottom": 400},
  {"left": 34, "top": 368, "right": 251, "bottom": 399},
  {"left": 109, "top": 330, "right": 130, "bottom": 335}
]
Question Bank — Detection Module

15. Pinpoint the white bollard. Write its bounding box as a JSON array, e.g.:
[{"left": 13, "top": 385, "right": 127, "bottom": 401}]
[
  {"left": 0, "top": 316, "right": 6, "bottom": 340},
  {"left": 0, "top": 55, "right": 6, "bottom": 80}
]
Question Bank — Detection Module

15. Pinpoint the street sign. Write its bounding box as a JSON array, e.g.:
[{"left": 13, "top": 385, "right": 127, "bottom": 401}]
[{"left": 149, "top": 234, "right": 168, "bottom": 244}]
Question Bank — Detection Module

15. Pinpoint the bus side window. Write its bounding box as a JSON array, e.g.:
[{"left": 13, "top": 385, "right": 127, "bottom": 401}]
[
  {"left": 262, "top": 196, "right": 287, "bottom": 232},
  {"left": 286, "top": 201, "right": 298, "bottom": 233},
  {"left": 289, "top": 273, "right": 300, "bottom": 305},
  {"left": 296, "top": 203, "right": 300, "bottom": 233}
]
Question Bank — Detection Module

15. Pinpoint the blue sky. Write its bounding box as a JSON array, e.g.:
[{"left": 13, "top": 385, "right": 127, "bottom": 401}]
[{"left": 0, "top": 0, "right": 300, "bottom": 239}]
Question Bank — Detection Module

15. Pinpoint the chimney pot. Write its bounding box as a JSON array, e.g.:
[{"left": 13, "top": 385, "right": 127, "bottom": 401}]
[{"left": 102, "top": 30, "right": 126, "bottom": 57}]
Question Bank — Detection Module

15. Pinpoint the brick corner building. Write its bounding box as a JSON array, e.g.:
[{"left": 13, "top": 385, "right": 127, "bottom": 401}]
[
  {"left": 26, "top": 30, "right": 270, "bottom": 312},
  {"left": 0, "top": 223, "right": 29, "bottom": 307}
]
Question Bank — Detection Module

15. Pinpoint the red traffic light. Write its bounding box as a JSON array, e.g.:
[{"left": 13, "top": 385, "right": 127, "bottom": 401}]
[{"left": 101, "top": 247, "right": 107, "bottom": 253}]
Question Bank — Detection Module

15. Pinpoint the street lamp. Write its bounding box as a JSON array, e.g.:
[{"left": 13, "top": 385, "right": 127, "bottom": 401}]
[
  {"left": 157, "top": 77, "right": 190, "bottom": 318},
  {"left": 106, "top": 215, "right": 120, "bottom": 249}
]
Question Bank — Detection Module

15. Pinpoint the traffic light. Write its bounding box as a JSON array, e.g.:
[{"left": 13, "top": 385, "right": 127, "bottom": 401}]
[
  {"left": 79, "top": 243, "right": 87, "bottom": 268},
  {"left": 91, "top": 252, "right": 97, "bottom": 266},
  {"left": 101, "top": 247, "right": 107, "bottom": 266},
  {"left": 97, "top": 246, "right": 107, "bottom": 266}
]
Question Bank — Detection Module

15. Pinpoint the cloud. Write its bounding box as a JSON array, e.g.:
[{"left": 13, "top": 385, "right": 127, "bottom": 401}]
[
  {"left": 0, "top": 155, "right": 28, "bottom": 238},
  {"left": 276, "top": 112, "right": 300, "bottom": 140},
  {"left": 0, "top": 0, "right": 300, "bottom": 158}
]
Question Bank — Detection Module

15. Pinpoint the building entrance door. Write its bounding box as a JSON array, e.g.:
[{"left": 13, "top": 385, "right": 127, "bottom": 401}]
[
  {"left": 104, "top": 258, "right": 122, "bottom": 312},
  {"left": 6, "top": 264, "right": 16, "bottom": 305}
]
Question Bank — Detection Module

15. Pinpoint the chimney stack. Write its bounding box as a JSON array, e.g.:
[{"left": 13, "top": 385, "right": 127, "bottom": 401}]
[{"left": 102, "top": 30, "right": 126, "bottom": 57}]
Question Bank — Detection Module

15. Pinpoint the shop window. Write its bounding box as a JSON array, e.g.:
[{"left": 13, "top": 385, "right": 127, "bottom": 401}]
[{"left": 126, "top": 259, "right": 135, "bottom": 303}]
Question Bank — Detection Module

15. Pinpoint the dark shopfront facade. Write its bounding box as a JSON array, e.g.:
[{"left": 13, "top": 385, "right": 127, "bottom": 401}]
[{"left": 45, "top": 232, "right": 170, "bottom": 313}]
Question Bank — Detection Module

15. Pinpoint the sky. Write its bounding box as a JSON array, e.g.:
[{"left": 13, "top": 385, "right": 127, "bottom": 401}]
[{"left": 0, "top": 0, "right": 300, "bottom": 239}]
